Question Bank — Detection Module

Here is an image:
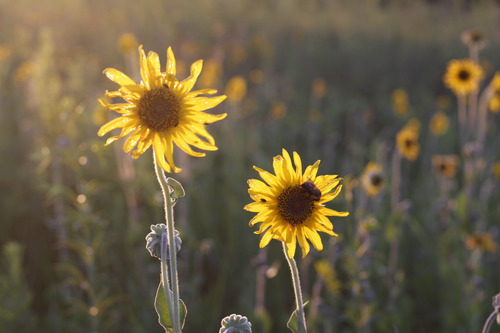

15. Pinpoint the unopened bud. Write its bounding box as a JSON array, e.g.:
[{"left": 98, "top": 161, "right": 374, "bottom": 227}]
[
  {"left": 219, "top": 314, "right": 252, "bottom": 333},
  {"left": 145, "top": 224, "right": 181, "bottom": 259}
]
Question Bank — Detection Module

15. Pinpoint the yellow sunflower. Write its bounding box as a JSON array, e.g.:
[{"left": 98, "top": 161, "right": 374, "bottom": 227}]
[
  {"left": 429, "top": 111, "right": 449, "bottom": 136},
  {"left": 432, "top": 155, "right": 460, "bottom": 178},
  {"left": 98, "top": 46, "right": 227, "bottom": 173},
  {"left": 396, "top": 122, "right": 420, "bottom": 161},
  {"left": 443, "top": 59, "right": 484, "bottom": 96},
  {"left": 244, "top": 149, "right": 348, "bottom": 258},
  {"left": 360, "top": 162, "right": 384, "bottom": 197}
]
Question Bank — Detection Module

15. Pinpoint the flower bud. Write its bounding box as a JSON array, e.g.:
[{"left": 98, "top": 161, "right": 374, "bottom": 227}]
[
  {"left": 219, "top": 314, "right": 252, "bottom": 333},
  {"left": 145, "top": 224, "right": 181, "bottom": 259}
]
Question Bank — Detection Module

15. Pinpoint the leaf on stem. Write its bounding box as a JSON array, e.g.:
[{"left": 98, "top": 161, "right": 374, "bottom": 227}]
[
  {"left": 155, "top": 282, "right": 188, "bottom": 332},
  {"left": 287, "top": 300, "right": 309, "bottom": 333},
  {"left": 167, "top": 177, "right": 185, "bottom": 199}
]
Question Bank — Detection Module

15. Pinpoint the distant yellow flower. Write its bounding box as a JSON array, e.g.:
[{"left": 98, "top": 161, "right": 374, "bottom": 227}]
[
  {"left": 270, "top": 101, "right": 286, "bottom": 120},
  {"left": 360, "top": 162, "right": 384, "bottom": 197},
  {"left": 314, "top": 259, "right": 341, "bottom": 295},
  {"left": 489, "top": 95, "right": 500, "bottom": 113},
  {"left": 465, "top": 233, "right": 497, "bottom": 252},
  {"left": 117, "top": 33, "right": 138, "bottom": 54},
  {"left": 312, "top": 78, "right": 327, "bottom": 99},
  {"left": 13, "top": 61, "right": 34, "bottom": 83},
  {"left": 391, "top": 88, "right": 409, "bottom": 116},
  {"left": 225, "top": 76, "right": 247, "bottom": 102},
  {"left": 493, "top": 161, "right": 500, "bottom": 179},
  {"left": 245, "top": 149, "right": 348, "bottom": 258},
  {"left": 429, "top": 111, "right": 449, "bottom": 136},
  {"left": 432, "top": 155, "right": 460, "bottom": 178},
  {"left": 443, "top": 59, "right": 484, "bottom": 96},
  {"left": 396, "top": 121, "right": 420, "bottom": 161},
  {"left": 490, "top": 72, "right": 500, "bottom": 92},
  {"left": 98, "top": 46, "right": 227, "bottom": 173}
]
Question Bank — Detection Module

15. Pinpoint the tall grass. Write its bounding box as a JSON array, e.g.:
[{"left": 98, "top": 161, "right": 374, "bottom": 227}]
[{"left": 1, "top": 0, "right": 500, "bottom": 332}]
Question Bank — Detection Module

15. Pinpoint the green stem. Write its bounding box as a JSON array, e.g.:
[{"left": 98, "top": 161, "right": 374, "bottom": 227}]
[
  {"left": 160, "top": 233, "right": 174, "bottom": 323},
  {"left": 283, "top": 242, "right": 307, "bottom": 333},
  {"left": 154, "top": 152, "right": 182, "bottom": 333}
]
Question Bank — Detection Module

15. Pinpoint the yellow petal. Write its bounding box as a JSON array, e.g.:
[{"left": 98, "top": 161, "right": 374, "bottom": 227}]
[
  {"left": 147, "top": 50, "right": 161, "bottom": 87},
  {"left": 254, "top": 166, "right": 280, "bottom": 188},
  {"left": 139, "top": 45, "right": 150, "bottom": 89},
  {"left": 297, "top": 227, "right": 310, "bottom": 258},
  {"left": 186, "top": 89, "right": 218, "bottom": 98},
  {"left": 293, "top": 151, "right": 303, "bottom": 180},
  {"left": 185, "top": 112, "right": 227, "bottom": 124},
  {"left": 305, "top": 228, "right": 323, "bottom": 251},
  {"left": 304, "top": 160, "right": 321, "bottom": 180},
  {"left": 317, "top": 206, "right": 349, "bottom": 217},
  {"left": 104, "top": 68, "right": 136, "bottom": 86},
  {"left": 260, "top": 229, "right": 274, "bottom": 248},
  {"left": 179, "top": 59, "right": 203, "bottom": 94},
  {"left": 171, "top": 135, "right": 206, "bottom": 157},
  {"left": 188, "top": 95, "right": 227, "bottom": 111},
  {"left": 166, "top": 46, "right": 176, "bottom": 77},
  {"left": 98, "top": 117, "right": 135, "bottom": 136},
  {"left": 153, "top": 135, "right": 172, "bottom": 173},
  {"left": 286, "top": 239, "right": 297, "bottom": 259}
]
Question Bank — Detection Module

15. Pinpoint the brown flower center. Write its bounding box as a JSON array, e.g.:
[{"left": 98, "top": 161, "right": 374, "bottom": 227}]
[
  {"left": 277, "top": 185, "right": 316, "bottom": 225},
  {"left": 137, "top": 85, "right": 181, "bottom": 132},
  {"left": 404, "top": 138, "right": 416, "bottom": 148},
  {"left": 458, "top": 69, "right": 470, "bottom": 81},
  {"left": 370, "top": 174, "right": 383, "bottom": 187}
]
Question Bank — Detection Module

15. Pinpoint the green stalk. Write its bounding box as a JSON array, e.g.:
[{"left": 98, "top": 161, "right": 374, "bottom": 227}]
[
  {"left": 160, "top": 233, "right": 174, "bottom": 324},
  {"left": 154, "top": 152, "right": 182, "bottom": 333},
  {"left": 283, "top": 242, "right": 307, "bottom": 333}
]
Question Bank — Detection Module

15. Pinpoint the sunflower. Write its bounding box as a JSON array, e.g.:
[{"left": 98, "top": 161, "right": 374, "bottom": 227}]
[
  {"left": 360, "top": 162, "right": 384, "bottom": 197},
  {"left": 244, "top": 149, "right": 348, "bottom": 258},
  {"left": 98, "top": 46, "right": 227, "bottom": 173},
  {"left": 391, "top": 88, "right": 410, "bottom": 116},
  {"left": 429, "top": 111, "right": 449, "bottom": 136},
  {"left": 396, "top": 121, "right": 420, "bottom": 161},
  {"left": 432, "top": 155, "right": 460, "bottom": 178},
  {"left": 465, "top": 233, "right": 497, "bottom": 252},
  {"left": 443, "top": 59, "right": 484, "bottom": 96}
]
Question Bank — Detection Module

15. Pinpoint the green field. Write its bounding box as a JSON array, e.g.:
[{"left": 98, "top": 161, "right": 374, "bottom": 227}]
[{"left": 1, "top": 0, "right": 500, "bottom": 332}]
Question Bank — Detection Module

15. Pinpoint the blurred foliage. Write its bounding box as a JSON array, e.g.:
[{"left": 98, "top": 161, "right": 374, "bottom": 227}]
[{"left": 1, "top": 0, "right": 500, "bottom": 332}]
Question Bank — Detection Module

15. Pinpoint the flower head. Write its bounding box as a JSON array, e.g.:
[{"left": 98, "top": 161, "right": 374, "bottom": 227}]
[
  {"left": 244, "top": 149, "right": 348, "bottom": 258},
  {"left": 465, "top": 233, "right": 497, "bottom": 252},
  {"left": 429, "top": 111, "right": 449, "bottom": 136},
  {"left": 360, "top": 162, "right": 384, "bottom": 197},
  {"left": 98, "top": 46, "right": 227, "bottom": 173},
  {"left": 432, "top": 155, "right": 460, "bottom": 178},
  {"left": 391, "top": 88, "right": 410, "bottom": 116},
  {"left": 443, "top": 59, "right": 484, "bottom": 96},
  {"left": 396, "top": 120, "right": 420, "bottom": 161}
]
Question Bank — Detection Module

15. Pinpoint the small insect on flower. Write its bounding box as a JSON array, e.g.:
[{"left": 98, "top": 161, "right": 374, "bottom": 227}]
[{"left": 301, "top": 180, "right": 322, "bottom": 201}]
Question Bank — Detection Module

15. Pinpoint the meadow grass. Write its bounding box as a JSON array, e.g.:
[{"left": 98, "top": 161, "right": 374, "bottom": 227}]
[{"left": 1, "top": 0, "right": 500, "bottom": 332}]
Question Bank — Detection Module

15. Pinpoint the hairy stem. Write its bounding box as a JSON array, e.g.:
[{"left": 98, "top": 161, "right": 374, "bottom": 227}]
[
  {"left": 154, "top": 152, "right": 182, "bottom": 333},
  {"left": 283, "top": 242, "right": 307, "bottom": 333}
]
